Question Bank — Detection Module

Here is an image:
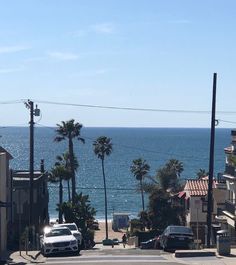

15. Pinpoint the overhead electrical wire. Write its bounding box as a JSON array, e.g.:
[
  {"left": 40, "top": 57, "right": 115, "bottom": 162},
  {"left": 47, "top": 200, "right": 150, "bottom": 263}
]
[
  {"left": 1, "top": 99, "right": 236, "bottom": 115},
  {"left": 35, "top": 122, "right": 221, "bottom": 164}
]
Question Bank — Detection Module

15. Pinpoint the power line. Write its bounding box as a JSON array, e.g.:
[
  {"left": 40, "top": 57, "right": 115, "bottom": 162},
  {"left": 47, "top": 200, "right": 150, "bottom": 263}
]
[
  {"left": 30, "top": 99, "right": 234, "bottom": 114},
  {"left": 35, "top": 122, "right": 223, "bottom": 164},
  {"left": 218, "top": 119, "right": 236, "bottom": 125},
  {"left": 0, "top": 100, "right": 23, "bottom": 104},
  {"left": 48, "top": 185, "right": 137, "bottom": 191},
  {"left": 2, "top": 98, "right": 236, "bottom": 115}
]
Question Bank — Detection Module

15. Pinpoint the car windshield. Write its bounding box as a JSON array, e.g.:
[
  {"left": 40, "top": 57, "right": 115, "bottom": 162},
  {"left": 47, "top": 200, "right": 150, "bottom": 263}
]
[
  {"left": 45, "top": 228, "right": 72, "bottom": 237},
  {"left": 170, "top": 226, "right": 192, "bottom": 234}
]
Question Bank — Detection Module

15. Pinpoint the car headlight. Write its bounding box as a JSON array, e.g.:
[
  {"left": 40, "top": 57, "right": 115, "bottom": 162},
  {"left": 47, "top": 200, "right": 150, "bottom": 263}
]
[{"left": 70, "top": 240, "right": 77, "bottom": 245}]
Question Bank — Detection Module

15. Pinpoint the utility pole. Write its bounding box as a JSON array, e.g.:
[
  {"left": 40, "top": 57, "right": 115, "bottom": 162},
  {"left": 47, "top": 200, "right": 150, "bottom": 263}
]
[
  {"left": 29, "top": 100, "right": 34, "bottom": 227},
  {"left": 206, "top": 73, "right": 217, "bottom": 247},
  {"left": 25, "top": 100, "right": 40, "bottom": 227}
]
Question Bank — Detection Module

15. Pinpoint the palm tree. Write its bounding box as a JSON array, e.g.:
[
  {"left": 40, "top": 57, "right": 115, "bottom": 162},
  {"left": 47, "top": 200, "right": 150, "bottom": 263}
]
[
  {"left": 49, "top": 164, "right": 68, "bottom": 223},
  {"left": 159, "top": 159, "right": 183, "bottom": 192},
  {"left": 55, "top": 119, "right": 85, "bottom": 204},
  {"left": 56, "top": 152, "right": 79, "bottom": 201},
  {"left": 166, "top": 159, "right": 184, "bottom": 178},
  {"left": 130, "top": 158, "right": 150, "bottom": 212},
  {"left": 196, "top": 168, "right": 208, "bottom": 180},
  {"left": 93, "top": 136, "right": 113, "bottom": 240}
]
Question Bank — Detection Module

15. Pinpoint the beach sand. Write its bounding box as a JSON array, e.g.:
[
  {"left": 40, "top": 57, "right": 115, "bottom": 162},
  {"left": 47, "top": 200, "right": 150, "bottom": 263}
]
[{"left": 94, "top": 221, "right": 126, "bottom": 243}]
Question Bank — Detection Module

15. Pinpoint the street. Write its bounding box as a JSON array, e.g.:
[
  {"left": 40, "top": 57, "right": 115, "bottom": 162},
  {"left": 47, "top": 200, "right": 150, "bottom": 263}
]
[
  {"left": 44, "top": 255, "right": 183, "bottom": 265},
  {"left": 40, "top": 248, "right": 185, "bottom": 265}
]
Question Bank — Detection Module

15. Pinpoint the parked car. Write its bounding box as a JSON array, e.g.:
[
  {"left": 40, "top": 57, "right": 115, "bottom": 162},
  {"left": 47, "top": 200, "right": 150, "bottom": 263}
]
[
  {"left": 112, "top": 238, "right": 119, "bottom": 245},
  {"left": 160, "top": 225, "right": 194, "bottom": 251},
  {"left": 40, "top": 227, "right": 78, "bottom": 256},
  {"left": 140, "top": 236, "right": 161, "bottom": 249},
  {"left": 53, "top": 223, "right": 82, "bottom": 248}
]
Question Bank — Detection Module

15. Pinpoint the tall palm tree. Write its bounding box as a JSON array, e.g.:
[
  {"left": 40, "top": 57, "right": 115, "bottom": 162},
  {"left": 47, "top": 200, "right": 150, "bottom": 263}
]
[
  {"left": 49, "top": 164, "right": 68, "bottom": 223},
  {"left": 196, "top": 168, "right": 208, "bottom": 180},
  {"left": 130, "top": 158, "right": 150, "bottom": 211},
  {"left": 56, "top": 152, "right": 79, "bottom": 201},
  {"left": 166, "top": 159, "right": 184, "bottom": 178},
  {"left": 55, "top": 119, "right": 85, "bottom": 204},
  {"left": 93, "top": 136, "right": 113, "bottom": 240}
]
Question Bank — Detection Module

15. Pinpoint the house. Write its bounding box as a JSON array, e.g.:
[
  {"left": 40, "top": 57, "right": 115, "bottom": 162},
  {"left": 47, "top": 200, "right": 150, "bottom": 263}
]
[
  {"left": 0, "top": 147, "right": 13, "bottom": 257},
  {"left": 179, "top": 177, "right": 226, "bottom": 244},
  {"left": 220, "top": 129, "right": 236, "bottom": 238},
  {"left": 10, "top": 160, "right": 49, "bottom": 247}
]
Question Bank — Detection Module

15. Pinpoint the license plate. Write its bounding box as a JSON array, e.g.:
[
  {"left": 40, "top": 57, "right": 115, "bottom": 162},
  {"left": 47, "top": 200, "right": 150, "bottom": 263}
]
[{"left": 178, "top": 237, "right": 184, "bottom": 240}]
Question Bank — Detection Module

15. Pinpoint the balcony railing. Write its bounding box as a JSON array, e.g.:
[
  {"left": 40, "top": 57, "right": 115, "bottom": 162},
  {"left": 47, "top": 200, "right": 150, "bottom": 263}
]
[{"left": 225, "top": 200, "right": 236, "bottom": 216}]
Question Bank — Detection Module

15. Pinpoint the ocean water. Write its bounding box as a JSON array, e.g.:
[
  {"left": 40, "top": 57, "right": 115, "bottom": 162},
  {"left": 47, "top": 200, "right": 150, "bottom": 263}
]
[{"left": 0, "top": 127, "right": 232, "bottom": 220}]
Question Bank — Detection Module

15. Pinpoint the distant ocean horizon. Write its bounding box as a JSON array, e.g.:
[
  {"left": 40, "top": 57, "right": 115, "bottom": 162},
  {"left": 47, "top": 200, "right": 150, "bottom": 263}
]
[{"left": 0, "top": 127, "right": 233, "bottom": 221}]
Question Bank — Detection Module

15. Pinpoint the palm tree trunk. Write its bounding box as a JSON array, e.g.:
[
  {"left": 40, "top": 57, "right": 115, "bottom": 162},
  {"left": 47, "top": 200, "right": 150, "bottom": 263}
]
[
  {"left": 102, "top": 159, "right": 108, "bottom": 240},
  {"left": 67, "top": 179, "right": 71, "bottom": 201},
  {"left": 140, "top": 179, "right": 145, "bottom": 212},
  {"left": 69, "top": 136, "right": 76, "bottom": 204},
  {"left": 59, "top": 176, "right": 63, "bottom": 223}
]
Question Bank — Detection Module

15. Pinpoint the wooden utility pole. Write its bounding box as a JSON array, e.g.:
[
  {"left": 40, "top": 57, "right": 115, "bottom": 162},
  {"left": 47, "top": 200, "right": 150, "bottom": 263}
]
[
  {"left": 29, "top": 100, "right": 34, "bottom": 227},
  {"left": 206, "top": 73, "right": 217, "bottom": 247}
]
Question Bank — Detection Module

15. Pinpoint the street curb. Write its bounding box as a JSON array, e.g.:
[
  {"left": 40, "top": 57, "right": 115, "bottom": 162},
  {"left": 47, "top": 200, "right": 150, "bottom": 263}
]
[{"left": 175, "top": 250, "right": 216, "bottom": 258}]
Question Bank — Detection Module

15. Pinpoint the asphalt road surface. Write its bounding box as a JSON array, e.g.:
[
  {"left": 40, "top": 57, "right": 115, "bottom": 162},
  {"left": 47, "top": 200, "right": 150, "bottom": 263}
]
[{"left": 44, "top": 255, "right": 185, "bottom": 265}]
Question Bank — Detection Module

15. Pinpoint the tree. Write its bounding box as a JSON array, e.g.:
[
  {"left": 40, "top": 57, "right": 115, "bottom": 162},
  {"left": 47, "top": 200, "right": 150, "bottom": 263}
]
[
  {"left": 196, "top": 168, "right": 208, "bottom": 180},
  {"left": 157, "top": 159, "right": 183, "bottom": 192},
  {"left": 61, "top": 192, "right": 96, "bottom": 247},
  {"left": 130, "top": 158, "right": 150, "bottom": 211},
  {"left": 56, "top": 152, "right": 79, "bottom": 201},
  {"left": 148, "top": 187, "right": 185, "bottom": 230},
  {"left": 140, "top": 159, "right": 185, "bottom": 231},
  {"left": 55, "top": 119, "right": 85, "bottom": 204},
  {"left": 93, "top": 136, "right": 113, "bottom": 240},
  {"left": 49, "top": 164, "right": 69, "bottom": 223}
]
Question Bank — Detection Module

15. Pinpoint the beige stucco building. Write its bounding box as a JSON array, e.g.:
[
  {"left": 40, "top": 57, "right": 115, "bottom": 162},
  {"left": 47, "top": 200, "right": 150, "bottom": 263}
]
[{"left": 0, "top": 147, "right": 13, "bottom": 256}]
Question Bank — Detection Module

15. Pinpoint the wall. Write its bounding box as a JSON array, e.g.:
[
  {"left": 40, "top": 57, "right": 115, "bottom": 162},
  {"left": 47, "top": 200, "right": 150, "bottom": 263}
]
[
  {"left": 0, "top": 153, "right": 7, "bottom": 254},
  {"left": 189, "top": 197, "right": 207, "bottom": 223}
]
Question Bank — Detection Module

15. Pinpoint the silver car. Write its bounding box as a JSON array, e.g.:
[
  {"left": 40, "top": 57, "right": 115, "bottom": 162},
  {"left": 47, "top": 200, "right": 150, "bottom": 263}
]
[{"left": 40, "top": 227, "right": 78, "bottom": 256}]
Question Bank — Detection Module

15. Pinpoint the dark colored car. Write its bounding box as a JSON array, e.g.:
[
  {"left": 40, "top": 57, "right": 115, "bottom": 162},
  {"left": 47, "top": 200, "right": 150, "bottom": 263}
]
[
  {"left": 160, "top": 225, "right": 193, "bottom": 251},
  {"left": 140, "top": 237, "right": 160, "bottom": 249}
]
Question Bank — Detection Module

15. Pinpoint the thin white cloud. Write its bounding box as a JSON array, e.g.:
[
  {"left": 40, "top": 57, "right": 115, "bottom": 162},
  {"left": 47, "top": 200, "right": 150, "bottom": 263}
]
[
  {"left": 48, "top": 51, "right": 79, "bottom": 61},
  {"left": 0, "top": 45, "right": 30, "bottom": 54},
  {"left": 90, "top": 23, "right": 114, "bottom": 34},
  {"left": 70, "top": 22, "right": 114, "bottom": 37},
  {"left": 0, "top": 66, "right": 24, "bottom": 74}
]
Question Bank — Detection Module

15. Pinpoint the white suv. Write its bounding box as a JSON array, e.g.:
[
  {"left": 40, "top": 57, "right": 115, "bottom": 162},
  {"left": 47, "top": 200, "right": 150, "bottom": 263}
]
[{"left": 53, "top": 223, "right": 82, "bottom": 248}]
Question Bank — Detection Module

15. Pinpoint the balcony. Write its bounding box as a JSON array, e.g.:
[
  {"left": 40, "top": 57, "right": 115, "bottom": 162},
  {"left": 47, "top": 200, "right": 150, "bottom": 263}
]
[
  {"left": 225, "top": 164, "right": 236, "bottom": 177},
  {"left": 225, "top": 200, "right": 236, "bottom": 216}
]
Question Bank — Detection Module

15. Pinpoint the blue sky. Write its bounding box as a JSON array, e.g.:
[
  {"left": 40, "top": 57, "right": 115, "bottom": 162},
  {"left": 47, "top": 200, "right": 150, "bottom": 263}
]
[{"left": 0, "top": 0, "right": 236, "bottom": 127}]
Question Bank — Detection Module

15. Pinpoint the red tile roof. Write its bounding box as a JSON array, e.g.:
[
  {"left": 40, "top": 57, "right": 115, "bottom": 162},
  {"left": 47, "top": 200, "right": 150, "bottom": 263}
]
[{"left": 184, "top": 179, "right": 216, "bottom": 196}]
